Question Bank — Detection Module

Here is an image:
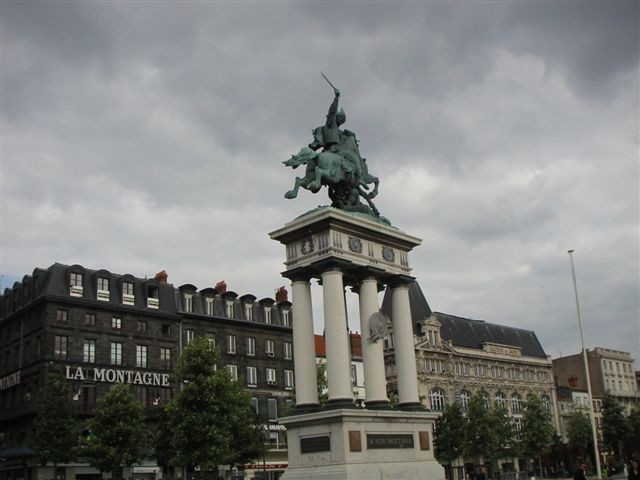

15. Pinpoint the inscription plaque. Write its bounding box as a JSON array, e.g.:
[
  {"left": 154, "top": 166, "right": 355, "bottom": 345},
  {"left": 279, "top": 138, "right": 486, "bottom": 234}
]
[
  {"left": 367, "top": 433, "right": 414, "bottom": 449},
  {"left": 300, "top": 435, "right": 331, "bottom": 454}
]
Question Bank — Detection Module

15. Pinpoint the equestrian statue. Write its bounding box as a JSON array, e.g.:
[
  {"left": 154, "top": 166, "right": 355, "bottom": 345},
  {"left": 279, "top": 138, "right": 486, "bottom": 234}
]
[{"left": 284, "top": 75, "right": 389, "bottom": 224}]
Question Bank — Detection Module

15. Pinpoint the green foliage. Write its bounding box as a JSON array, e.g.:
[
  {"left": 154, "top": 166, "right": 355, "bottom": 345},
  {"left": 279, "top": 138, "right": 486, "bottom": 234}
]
[
  {"left": 316, "top": 362, "right": 329, "bottom": 406},
  {"left": 521, "top": 395, "right": 556, "bottom": 472},
  {"left": 564, "top": 410, "right": 593, "bottom": 453},
  {"left": 29, "top": 373, "right": 77, "bottom": 465},
  {"left": 434, "top": 402, "right": 466, "bottom": 465},
  {"left": 83, "top": 384, "right": 150, "bottom": 473},
  {"left": 601, "top": 393, "right": 629, "bottom": 460},
  {"left": 627, "top": 408, "right": 640, "bottom": 456},
  {"left": 162, "top": 337, "right": 265, "bottom": 470},
  {"left": 463, "top": 392, "right": 515, "bottom": 471},
  {"left": 463, "top": 392, "right": 492, "bottom": 461}
]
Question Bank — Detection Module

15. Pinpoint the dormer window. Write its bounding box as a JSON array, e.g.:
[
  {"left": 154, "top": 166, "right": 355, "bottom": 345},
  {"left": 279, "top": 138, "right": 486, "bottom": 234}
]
[
  {"left": 264, "top": 307, "right": 272, "bottom": 324},
  {"left": 281, "top": 309, "right": 291, "bottom": 327},
  {"left": 184, "top": 293, "right": 193, "bottom": 313},
  {"left": 244, "top": 303, "right": 253, "bottom": 321},
  {"left": 225, "top": 300, "right": 235, "bottom": 318},
  {"left": 147, "top": 286, "right": 159, "bottom": 309},
  {"left": 122, "top": 281, "right": 135, "bottom": 305},
  {"left": 205, "top": 297, "right": 214, "bottom": 316},
  {"left": 97, "top": 277, "right": 110, "bottom": 301},
  {"left": 70, "top": 272, "right": 83, "bottom": 297},
  {"left": 422, "top": 314, "right": 441, "bottom": 347}
]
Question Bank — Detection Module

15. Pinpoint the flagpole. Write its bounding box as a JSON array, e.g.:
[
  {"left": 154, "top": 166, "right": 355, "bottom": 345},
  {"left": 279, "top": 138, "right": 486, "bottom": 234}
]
[{"left": 567, "top": 249, "right": 602, "bottom": 479}]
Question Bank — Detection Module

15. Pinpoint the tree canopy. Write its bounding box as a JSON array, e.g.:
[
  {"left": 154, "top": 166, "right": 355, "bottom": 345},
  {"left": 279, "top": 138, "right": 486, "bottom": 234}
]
[
  {"left": 435, "top": 402, "right": 465, "bottom": 477},
  {"left": 601, "top": 393, "right": 629, "bottom": 460},
  {"left": 520, "top": 394, "right": 556, "bottom": 473},
  {"left": 29, "top": 373, "right": 77, "bottom": 465},
  {"left": 161, "top": 337, "right": 265, "bottom": 471},
  {"left": 83, "top": 384, "right": 150, "bottom": 474},
  {"left": 564, "top": 410, "right": 593, "bottom": 455}
]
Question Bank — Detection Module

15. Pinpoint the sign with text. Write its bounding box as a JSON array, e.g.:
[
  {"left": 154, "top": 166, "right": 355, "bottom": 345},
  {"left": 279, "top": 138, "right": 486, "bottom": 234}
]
[
  {"left": 65, "top": 365, "right": 170, "bottom": 387},
  {"left": 300, "top": 435, "right": 331, "bottom": 454},
  {"left": 366, "top": 433, "right": 414, "bottom": 449},
  {"left": 0, "top": 371, "right": 21, "bottom": 391}
]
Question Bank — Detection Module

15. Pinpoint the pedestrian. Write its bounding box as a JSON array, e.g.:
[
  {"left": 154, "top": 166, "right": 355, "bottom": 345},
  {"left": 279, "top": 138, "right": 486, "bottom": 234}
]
[
  {"left": 629, "top": 458, "right": 640, "bottom": 480},
  {"left": 574, "top": 463, "right": 587, "bottom": 480},
  {"left": 477, "top": 467, "right": 487, "bottom": 480}
]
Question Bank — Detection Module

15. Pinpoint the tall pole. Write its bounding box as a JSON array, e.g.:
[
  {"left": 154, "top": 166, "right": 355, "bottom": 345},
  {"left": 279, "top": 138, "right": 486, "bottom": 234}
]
[{"left": 568, "top": 250, "right": 602, "bottom": 479}]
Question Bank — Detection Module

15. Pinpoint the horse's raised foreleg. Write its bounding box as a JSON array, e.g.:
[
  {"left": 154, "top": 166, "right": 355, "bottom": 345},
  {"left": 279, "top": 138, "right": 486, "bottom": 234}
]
[
  {"left": 285, "top": 176, "right": 307, "bottom": 199},
  {"left": 308, "top": 167, "right": 327, "bottom": 193}
]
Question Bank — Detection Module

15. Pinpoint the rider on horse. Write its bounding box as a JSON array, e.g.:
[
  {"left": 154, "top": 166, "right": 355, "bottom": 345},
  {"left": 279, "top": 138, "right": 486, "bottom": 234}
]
[{"left": 309, "top": 88, "right": 366, "bottom": 187}]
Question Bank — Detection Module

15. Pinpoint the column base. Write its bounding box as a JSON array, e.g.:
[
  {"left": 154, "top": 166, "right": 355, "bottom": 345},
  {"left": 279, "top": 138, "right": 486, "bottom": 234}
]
[
  {"left": 396, "top": 402, "right": 425, "bottom": 411},
  {"left": 325, "top": 398, "right": 357, "bottom": 410},
  {"left": 291, "top": 403, "right": 321, "bottom": 415},
  {"left": 364, "top": 399, "right": 392, "bottom": 410}
]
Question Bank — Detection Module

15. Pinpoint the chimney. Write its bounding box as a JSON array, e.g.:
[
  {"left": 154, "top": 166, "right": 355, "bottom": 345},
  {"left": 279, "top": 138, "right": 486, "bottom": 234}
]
[
  {"left": 155, "top": 270, "right": 168, "bottom": 283},
  {"left": 215, "top": 280, "right": 227, "bottom": 295},
  {"left": 275, "top": 286, "right": 288, "bottom": 303}
]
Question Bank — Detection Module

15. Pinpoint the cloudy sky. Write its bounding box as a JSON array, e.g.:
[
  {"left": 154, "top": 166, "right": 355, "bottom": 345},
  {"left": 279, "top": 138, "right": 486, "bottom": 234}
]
[{"left": 1, "top": 1, "right": 638, "bottom": 363}]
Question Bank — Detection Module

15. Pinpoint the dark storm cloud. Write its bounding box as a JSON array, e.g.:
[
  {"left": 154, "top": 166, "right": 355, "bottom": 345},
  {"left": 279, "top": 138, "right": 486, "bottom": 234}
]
[{"left": 1, "top": 1, "right": 638, "bottom": 361}]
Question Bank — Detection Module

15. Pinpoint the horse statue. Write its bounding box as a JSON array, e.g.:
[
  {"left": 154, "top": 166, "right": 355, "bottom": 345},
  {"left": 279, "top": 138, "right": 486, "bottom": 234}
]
[{"left": 283, "top": 146, "right": 382, "bottom": 217}]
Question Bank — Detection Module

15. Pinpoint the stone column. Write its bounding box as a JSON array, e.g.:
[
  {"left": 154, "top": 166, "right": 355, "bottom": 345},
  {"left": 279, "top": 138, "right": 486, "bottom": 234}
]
[
  {"left": 291, "top": 278, "right": 318, "bottom": 409},
  {"left": 358, "top": 277, "right": 389, "bottom": 408},
  {"left": 391, "top": 281, "right": 422, "bottom": 409},
  {"left": 322, "top": 268, "right": 354, "bottom": 407}
]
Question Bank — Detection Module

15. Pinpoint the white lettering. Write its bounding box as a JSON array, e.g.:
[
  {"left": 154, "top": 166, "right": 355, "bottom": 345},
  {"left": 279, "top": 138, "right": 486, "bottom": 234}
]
[
  {"left": 134, "top": 372, "right": 143, "bottom": 384},
  {"left": 162, "top": 374, "right": 169, "bottom": 387},
  {"left": 116, "top": 370, "right": 125, "bottom": 383},
  {"left": 74, "top": 367, "right": 85, "bottom": 381},
  {"left": 142, "top": 372, "right": 152, "bottom": 385},
  {"left": 65, "top": 366, "right": 73, "bottom": 380},
  {"left": 0, "top": 371, "right": 21, "bottom": 391},
  {"left": 152, "top": 373, "right": 160, "bottom": 386},
  {"left": 126, "top": 371, "right": 133, "bottom": 383},
  {"left": 105, "top": 369, "right": 116, "bottom": 383},
  {"left": 94, "top": 368, "right": 106, "bottom": 382}
]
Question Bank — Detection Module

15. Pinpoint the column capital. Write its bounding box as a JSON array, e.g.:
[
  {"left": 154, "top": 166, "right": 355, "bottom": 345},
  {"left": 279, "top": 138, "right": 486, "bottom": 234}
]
[
  {"left": 386, "top": 274, "right": 415, "bottom": 289},
  {"left": 281, "top": 267, "right": 313, "bottom": 283}
]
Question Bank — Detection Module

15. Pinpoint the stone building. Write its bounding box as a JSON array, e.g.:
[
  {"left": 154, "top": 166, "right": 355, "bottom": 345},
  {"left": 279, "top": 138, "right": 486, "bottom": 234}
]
[
  {"left": 552, "top": 347, "right": 638, "bottom": 415},
  {"left": 0, "top": 263, "right": 294, "bottom": 480},
  {"left": 381, "top": 282, "right": 559, "bottom": 475}
]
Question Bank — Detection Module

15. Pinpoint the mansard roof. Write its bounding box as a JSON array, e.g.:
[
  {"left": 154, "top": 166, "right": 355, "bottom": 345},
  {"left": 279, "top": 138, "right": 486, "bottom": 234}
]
[{"left": 381, "top": 281, "right": 547, "bottom": 359}]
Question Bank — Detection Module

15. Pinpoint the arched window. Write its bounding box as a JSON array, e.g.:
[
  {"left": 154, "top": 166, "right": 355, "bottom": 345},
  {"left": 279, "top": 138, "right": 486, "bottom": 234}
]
[
  {"left": 511, "top": 393, "right": 522, "bottom": 413},
  {"left": 429, "top": 388, "right": 446, "bottom": 411},
  {"left": 541, "top": 394, "right": 551, "bottom": 412},
  {"left": 480, "top": 390, "right": 490, "bottom": 409},
  {"left": 460, "top": 390, "right": 471, "bottom": 412},
  {"left": 495, "top": 392, "right": 506, "bottom": 408}
]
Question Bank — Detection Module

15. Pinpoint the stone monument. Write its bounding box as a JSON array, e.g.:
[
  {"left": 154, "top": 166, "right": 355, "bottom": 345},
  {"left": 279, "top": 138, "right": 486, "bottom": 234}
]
[{"left": 270, "top": 77, "right": 444, "bottom": 480}]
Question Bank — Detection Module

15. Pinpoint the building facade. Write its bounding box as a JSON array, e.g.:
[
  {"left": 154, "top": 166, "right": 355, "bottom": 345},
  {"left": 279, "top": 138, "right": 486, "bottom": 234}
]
[
  {"left": 552, "top": 347, "right": 638, "bottom": 415},
  {"left": 381, "top": 282, "right": 559, "bottom": 477},
  {"left": 0, "top": 263, "right": 294, "bottom": 480},
  {"left": 314, "top": 333, "right": 365, "bottom": 403}
]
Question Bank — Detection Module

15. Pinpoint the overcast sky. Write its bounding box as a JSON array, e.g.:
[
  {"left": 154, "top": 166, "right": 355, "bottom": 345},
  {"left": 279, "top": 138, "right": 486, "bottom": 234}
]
[{"left": 1, "top": 1, "right": 638, "bottom": 364}]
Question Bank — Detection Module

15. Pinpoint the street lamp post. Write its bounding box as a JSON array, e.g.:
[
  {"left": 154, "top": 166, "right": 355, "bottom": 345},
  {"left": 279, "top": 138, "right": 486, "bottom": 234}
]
[{"left": 567, "top": 250, "right": 602, "bottom": 479}]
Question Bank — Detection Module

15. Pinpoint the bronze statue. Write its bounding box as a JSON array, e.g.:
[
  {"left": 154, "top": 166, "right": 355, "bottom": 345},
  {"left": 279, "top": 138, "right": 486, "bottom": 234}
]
[{"left": 284, "top": 75, "right": 388, "bottom": 224}]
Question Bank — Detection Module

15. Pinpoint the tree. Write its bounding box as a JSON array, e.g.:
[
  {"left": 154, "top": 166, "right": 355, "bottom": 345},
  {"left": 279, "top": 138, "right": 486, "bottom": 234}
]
[
  {"left": 434, "top": 402, "right": 466, "bottom": 480},
  {"left": 163, "top": 337, "right": 265, "bottom": 471},
  {"left": 486, "top": 404, "right": 515, "bottom": 475},
  {"left": 601, "top": 393, "right": 629, "bottom": 461},
  {"left": 564, "top": 410, "right": 593, "bottom": 461},
  {"left": 316, "top": 361, "right": 329, "bottom": 406},
  {"left": 83, "top": 384, "right": 149, "bottom": 476},
  {"left": 626, "top": 408, "right": 640, "bottom": 457},
  {"left": 463, "top": 392, "right": 492, "bottom": 464},
  {"left": 29, "top": 373, "right": 77, "bottom": 466},
  {"left": 464, "top": 393, "right": 515, "bottom": 476},
  {"left": 521, "top": 395, "right": 556, "bottom": 476}
]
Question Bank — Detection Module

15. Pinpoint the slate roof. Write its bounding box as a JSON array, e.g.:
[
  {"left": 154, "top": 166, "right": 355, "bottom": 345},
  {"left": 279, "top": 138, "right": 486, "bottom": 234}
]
[{"left": 381, "top": 281, "right": 548, "bottom": 359}]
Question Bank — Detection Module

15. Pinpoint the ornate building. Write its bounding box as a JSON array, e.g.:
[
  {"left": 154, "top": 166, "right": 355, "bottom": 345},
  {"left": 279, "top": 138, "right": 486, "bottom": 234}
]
[
  {"left": 382, "top": 282, "right": 559, "bottom": 474},
  {"left": 0, "top": 263, "right": 294, "bottom": 480}
]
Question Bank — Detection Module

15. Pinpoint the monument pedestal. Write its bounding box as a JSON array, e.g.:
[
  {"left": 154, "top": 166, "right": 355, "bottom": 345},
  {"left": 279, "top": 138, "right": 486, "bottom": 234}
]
[
  {"left": 280, "top": 409, "right": 444, "bottom": 480},
  {"left": 270, "top": 207, "right": 443, "bottom": 479}
]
